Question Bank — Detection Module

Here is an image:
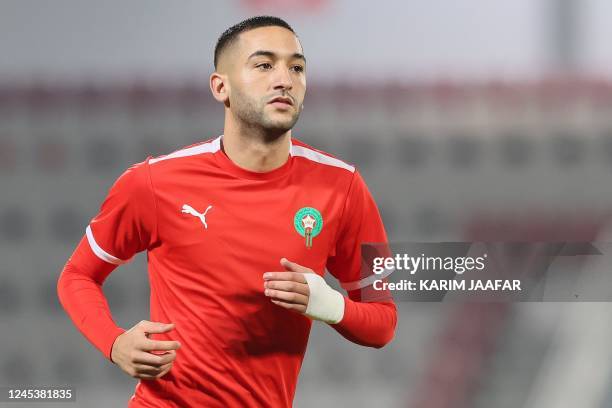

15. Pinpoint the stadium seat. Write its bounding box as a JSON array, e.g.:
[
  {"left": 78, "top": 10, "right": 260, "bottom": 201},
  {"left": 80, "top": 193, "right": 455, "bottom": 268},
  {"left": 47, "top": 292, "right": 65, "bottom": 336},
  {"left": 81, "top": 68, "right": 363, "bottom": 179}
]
[
  {"left": 48, "top": 207, "right": 87, "bottom": 243},
  {"left": 2, "top": 354, "right": 33, "bottom": 385},
  {"left": 35, "top": 140, "right": 68, "bottom": 172},
  {"left": 0, "top": 277, "right": 21, "bottom": 314},
  {"left": 0, "top": 207, "right": 31, "bottom": 241},
  {"left": 39, "top": 278, "right": 64, "bottom": 314},
  {"left": 395, "top": 136, "right": 429, "bottom": 168},
  {"left": 85, "top": 138, "right": 121, "bottom": 172},
  {"left": 54, "top": 353, "right": 85, "bottom": 383},
  {"left": 550, "top": 132, "right": 584, "bottom": 167},
  {"left": 446, "top": 135, "right": 481, "bottom": 169},
  {"left": 344, "top": 139, "right": 378, "bottom": 167},
  {"left": 499, "top": 133, "right": 532, "bottom": 168}
]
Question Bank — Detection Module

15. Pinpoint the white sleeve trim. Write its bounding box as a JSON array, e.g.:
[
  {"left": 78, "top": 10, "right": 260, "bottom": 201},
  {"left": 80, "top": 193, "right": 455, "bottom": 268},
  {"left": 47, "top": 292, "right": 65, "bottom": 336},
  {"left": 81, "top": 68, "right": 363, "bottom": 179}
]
[
  {"left": 340, "top": 267, "right": 396, "bottom": 291},
  {"left": 290, "top": 145, "right": 355, "bottom": 173},
  {"left": 85, "top": 225, "right": 131, "bottom": 265}
]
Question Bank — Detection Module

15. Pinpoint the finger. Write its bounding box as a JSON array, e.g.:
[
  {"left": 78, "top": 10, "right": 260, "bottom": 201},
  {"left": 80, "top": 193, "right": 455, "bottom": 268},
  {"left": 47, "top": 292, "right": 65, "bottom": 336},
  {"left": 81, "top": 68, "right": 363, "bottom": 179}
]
[
  {"left": 265, "top": 288, "right": 309, "bottom": 306},
  {"left": 137, "top": 320, "right": 176, "bottom": 335},
  {"left": 136, "top": 359, "right": 173, "bottom": 373},
  {"left": 264, "top": 280, "right": 310, "bottom": 296},
  {"left": 138, "top": 373, "right": 162, "bottom": 380},
  {"left": 132, "top": 350, "right": 176, "bottom": 367},
  {"left": 156, "top": 362, "right": 173, "bottom": 378},
  {"left": 161, "top": 363, "right": 174, "bottom": 373},
  {"left": 134, "top": 364, "right": 164, "bottom": 376},
  {"left": 270, "top": 299, "right": 307, "bottom": 313},
  {"left": 140, "top": 339, "right": 182, "bottom": 352},
  {"left": 157, "top": 361, "right": 173, "bottom": 373},
  {"left": 134, "top": 361, "right": 174, "bottom": 379},
  {"left": 263, "top": 271, "right": 307, "bottom": 283},
  {"left": 280, "top": 258, "right": 314, "bottom": 274}
]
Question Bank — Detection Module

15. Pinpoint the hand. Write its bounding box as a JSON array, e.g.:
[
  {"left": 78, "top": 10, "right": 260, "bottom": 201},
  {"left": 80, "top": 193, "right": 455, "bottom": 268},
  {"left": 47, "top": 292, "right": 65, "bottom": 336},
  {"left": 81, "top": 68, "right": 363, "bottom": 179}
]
[
  {"left": 263, "top": 258, "right": 312, "bottom": 313},
  {"left": 111, "top": 320, "right": 181, "bottom": 380},
  {"left": 264, "top": 258, "right": 346, "bottom": 324}
]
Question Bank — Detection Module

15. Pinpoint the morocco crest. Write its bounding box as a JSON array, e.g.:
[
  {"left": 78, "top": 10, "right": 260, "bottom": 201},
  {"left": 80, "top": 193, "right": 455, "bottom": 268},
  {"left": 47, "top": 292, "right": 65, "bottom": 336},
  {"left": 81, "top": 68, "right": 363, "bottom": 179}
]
[{"left": 294, "top": 207, "right": 323, "bottom": 248}]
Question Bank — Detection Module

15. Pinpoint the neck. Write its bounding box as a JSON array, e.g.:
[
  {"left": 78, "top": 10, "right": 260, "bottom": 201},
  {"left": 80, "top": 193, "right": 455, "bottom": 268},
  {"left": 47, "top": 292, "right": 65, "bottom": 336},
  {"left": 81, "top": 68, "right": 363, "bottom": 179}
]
[{"left": 222, "top": 115, "right": 292, "bottom": 173}]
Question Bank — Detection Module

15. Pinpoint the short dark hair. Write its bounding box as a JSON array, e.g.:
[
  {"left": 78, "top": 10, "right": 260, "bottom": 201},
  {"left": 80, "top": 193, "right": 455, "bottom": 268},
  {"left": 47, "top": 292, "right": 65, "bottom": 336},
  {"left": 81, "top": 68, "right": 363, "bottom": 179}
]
[{"left": 214, "top": 16, "right": 296, "bottom": 69}]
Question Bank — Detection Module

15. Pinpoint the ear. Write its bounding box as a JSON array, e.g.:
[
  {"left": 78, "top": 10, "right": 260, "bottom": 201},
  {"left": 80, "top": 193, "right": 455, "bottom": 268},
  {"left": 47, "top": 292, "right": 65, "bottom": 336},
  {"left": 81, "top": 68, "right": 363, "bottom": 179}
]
[{"left": 210, "top": 72, "right": 229, "bottom": 104}]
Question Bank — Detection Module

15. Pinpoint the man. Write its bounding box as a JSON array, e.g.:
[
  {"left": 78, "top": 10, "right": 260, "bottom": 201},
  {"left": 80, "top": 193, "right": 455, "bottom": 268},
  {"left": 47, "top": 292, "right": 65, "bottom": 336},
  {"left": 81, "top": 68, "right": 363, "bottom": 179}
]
[{"left": 58, "top": 16, "right": 397, "bottom": 407}]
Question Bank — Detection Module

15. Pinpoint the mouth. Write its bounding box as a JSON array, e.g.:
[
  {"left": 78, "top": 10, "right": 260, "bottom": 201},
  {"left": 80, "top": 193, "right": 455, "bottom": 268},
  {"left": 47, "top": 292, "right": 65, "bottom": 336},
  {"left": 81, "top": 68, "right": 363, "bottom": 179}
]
[{"left": 268, "top": 96, "right": 294, "bottom": 107}]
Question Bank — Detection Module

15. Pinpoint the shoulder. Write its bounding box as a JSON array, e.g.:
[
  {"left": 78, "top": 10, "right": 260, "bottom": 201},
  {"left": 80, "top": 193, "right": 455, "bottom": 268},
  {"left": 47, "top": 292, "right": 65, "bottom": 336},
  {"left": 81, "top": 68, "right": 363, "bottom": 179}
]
[
  {"left": 147, "top": 136, "right": 221, "bottom": 166},
  {"left": 111, "top": 137, "right": 221, "bottom": 192},
  {"left": 290, "top": 138, "right": 355, "bottom": 175}
]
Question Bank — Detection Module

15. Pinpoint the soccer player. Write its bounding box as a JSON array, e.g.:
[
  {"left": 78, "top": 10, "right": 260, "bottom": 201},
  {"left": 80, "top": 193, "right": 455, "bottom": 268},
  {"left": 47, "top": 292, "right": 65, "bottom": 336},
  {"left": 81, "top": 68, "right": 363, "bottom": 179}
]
[{"left": 57, "top": 16, "right": 397, "bottom": 407}]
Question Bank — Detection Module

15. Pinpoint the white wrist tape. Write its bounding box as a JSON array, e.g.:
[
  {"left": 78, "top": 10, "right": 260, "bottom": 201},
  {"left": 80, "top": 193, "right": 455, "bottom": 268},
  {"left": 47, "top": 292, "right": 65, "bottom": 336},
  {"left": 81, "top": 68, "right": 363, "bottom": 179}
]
[{"left": 302, "top": 273, "right": 345, "bottom": 324}]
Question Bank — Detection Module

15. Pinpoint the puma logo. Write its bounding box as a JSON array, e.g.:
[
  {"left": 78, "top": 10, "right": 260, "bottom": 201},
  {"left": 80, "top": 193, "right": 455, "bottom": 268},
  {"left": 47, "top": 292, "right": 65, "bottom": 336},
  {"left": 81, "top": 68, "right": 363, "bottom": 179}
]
[{"left": 181, "top": 204, "right": 213, "bottom": 229}]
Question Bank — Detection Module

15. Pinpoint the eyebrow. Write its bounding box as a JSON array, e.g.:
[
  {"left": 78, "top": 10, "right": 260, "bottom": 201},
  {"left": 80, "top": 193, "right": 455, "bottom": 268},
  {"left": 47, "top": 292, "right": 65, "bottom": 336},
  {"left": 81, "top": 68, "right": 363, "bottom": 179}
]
[{"left": 247, "top": 50, "right": 306, "bottom": 63}]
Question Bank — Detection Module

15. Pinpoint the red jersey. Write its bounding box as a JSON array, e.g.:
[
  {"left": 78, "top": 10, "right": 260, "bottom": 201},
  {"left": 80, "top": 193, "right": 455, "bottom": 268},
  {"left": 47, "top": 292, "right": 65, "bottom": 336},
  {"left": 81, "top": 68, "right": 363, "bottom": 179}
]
[{"left": 58, "top": 135, "right": 397, "bottom": 407}]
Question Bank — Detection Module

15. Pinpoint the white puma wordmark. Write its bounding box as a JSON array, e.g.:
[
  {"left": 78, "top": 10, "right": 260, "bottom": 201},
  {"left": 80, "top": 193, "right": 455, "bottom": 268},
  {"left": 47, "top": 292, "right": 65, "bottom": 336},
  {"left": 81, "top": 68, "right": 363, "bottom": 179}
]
[{"left": 181, "top": 204, "right": 213, "bottom": 229}]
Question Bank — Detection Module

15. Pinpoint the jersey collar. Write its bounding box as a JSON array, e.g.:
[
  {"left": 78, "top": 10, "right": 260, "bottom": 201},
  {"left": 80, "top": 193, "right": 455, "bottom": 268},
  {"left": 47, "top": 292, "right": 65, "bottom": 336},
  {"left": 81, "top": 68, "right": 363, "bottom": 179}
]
[{"left": 213, "top": 135, "right": 294, "bottom": 181}]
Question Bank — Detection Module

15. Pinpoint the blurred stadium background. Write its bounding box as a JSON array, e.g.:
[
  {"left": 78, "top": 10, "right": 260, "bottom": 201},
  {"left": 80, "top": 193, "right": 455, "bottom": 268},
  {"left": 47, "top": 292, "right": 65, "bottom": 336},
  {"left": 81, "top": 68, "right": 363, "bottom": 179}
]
[{"left": 2, "top": 0, "right": 612, "bottom": 407}]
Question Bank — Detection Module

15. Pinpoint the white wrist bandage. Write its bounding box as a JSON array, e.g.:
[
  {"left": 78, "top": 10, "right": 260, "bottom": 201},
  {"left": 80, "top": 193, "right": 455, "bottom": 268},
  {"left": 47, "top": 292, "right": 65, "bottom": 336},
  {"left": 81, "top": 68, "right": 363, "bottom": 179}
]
[{"left": 302, "top": 273, "right": 345, "bottom": 324}]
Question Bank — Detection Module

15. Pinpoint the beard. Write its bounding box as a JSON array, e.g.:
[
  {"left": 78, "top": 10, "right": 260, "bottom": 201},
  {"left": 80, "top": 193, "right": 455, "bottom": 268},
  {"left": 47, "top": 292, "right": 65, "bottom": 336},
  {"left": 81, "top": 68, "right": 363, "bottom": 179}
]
[{"left": 230, "top": 86, "right": 302, "bottom": 140}]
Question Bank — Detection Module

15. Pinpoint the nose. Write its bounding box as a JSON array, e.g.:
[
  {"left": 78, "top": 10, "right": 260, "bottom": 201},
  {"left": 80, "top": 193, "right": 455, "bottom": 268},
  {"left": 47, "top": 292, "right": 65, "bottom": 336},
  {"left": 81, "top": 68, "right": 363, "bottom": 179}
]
[{"left": 272, "top": 65, "right": 293, "bottom": 91}]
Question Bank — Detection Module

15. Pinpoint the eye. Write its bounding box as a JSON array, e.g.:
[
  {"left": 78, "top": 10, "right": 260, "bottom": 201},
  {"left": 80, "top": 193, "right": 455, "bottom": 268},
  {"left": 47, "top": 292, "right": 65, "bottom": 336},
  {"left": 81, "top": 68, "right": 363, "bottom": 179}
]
[
  {"left": 291, "top": 65, "right": 304, "bottom": 73},
  {"left": 256, "top": 63, "right": 273, "bottom": 70}
]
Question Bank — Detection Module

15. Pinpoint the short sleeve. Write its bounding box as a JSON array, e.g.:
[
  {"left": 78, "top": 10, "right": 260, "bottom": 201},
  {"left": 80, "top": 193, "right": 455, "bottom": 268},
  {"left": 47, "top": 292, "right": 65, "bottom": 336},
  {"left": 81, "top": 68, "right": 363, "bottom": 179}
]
[
  {"left": 326, "top": 170, "right": 392, "bottom": 297},
  {"left": 85, "top": 159, "right": 157, "bottom": 265}
]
